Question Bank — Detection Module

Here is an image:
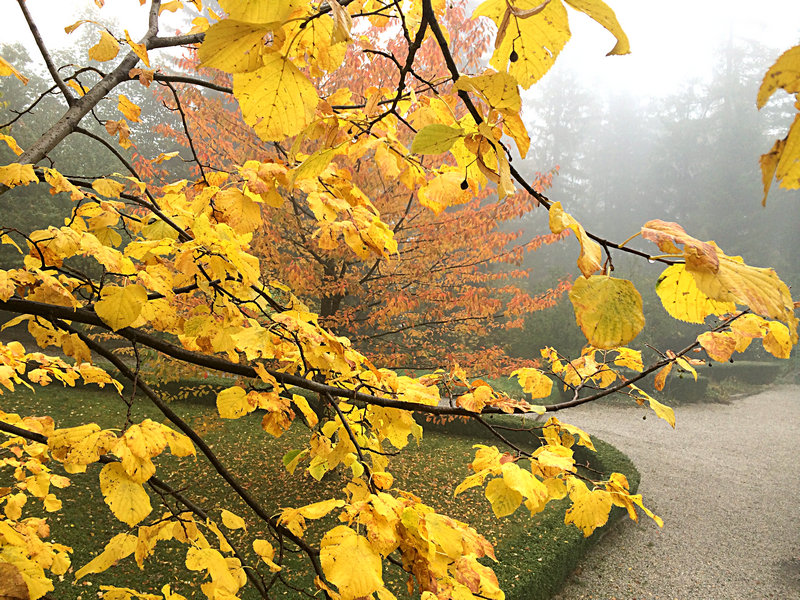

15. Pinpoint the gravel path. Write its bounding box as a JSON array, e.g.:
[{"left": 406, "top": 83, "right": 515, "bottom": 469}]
[{"left": 551, "top": 385, "right": 800, "bottom": 600}]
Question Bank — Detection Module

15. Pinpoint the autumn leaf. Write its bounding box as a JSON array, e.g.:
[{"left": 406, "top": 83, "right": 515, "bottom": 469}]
[
  {"left": 569, "top": 275, "right": 645, "bottom": 349},
  {"left": 99, "top": 463, "right": 152, "bottom": 527},
  {"left": 198, "top": 20, "right": 272, "bottom": 73},
  {"left": 655, "top": 264, "right": 735, "bottom": 324},
  {"left": 233, "top": 53, "right": 319, "bottom": 142},
  {"left": 94, "top": 284, "right": 148, "bottom": 331},
  {"left": 124, "top": 30, "right": 150, "bottom": 67},
  {"left": 475, "top": 0, "right": 571, "bottom": 88},
  {"left": 88, "top": 30, "right": 119, "bottom": 62},
  {"left": 118, "top": 95, "right": 141, "bottom": 122},
  {"left": 563, "top": 477, "right": 613, "bottom": 536},
  {"left": 563, "top": 0, "right": 630, "bottom": 55},
  {"left": 484, "top": 477, "right": 522, "bottom": 518},
  {"left": 757, "top": 44, "right": 800, "bottom": 109},
  {"left": 0, "top": 55, "right": 29, "bottom": 84},
  {"left": 410, "top": 124, "right": 465, "bottom": 155},
  {"left": 75, "top": 533, "right": 137, "bottom": 580},
  {"left": 549, "top": 202, "right": 603, "bottom": 277},
  {"left": 455, "top": 70, "right": 521, "bottom": 112},
  {"left": 216, "top": 386, "right": 255, "bottom": 419},
  {"left": 0, "top": 163, "right": 38, "bottom": 188},
  {"left": 320, "top": 526, "right": 383, "bottom": 600},
  {"left": 510, "top": 367, "right": 553, "bottom": 399}
]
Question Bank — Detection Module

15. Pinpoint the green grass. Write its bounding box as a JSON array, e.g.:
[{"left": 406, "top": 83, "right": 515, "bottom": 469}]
[{"left": 0, "top": 381, "right": 638, "bottom": 600}]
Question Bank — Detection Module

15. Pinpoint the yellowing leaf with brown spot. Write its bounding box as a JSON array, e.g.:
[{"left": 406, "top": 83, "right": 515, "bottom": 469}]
[
  {"left": 484, "top": 476, "right": 522, "bottom": 518},
  {"left": 549, "top": 202, "right": 602, "bottom": 277},
  {"left": 569, "top": 275, "right": 644, "bottom": 349},
  {"left": 455, "top": 70, "right": 521, "bottom": 112},
  {"left": 629, "top": 385, "right": 676, "bottom": 428},
  {"left": 653, "top": 362, "right": 672, "bottom": 392},
  {"left": 320, "top": 526, "right": 383, "bottom": 600},
  {"left": 234, "top": 53, "right": 319, "bottom": 142},
  {"left": 689, "top": 252, "right": 798, "bottom": 342},
  {"left": 410, "top": 124, "right": 465, "bottom": 155},
  {"left": 475, "top": 0, "right": 570, "bottom": 88},
  {"left": 0, "top": 55, "right": 29, "bottom": 84},
  {"left": 94, "top": 284, "right": 148, "bottom": 331},
  {"left": 99, "top": 463, "right": 152, "bottom": 527},
  {"left": 510, "top": 367, "right": 553, "bottom": 399},
  {"left": 198, "top": 20, "right": 271, "bottom": 73},
  {"left": 75, "top": 532, "right": 137, "bottom": 580},
  {"left": 757, "top": 45, "right": 800, "bottom": 109},
  {"left": 214, "top": 188, "right": 262, "bottom": 234},
  {"left": 641, "top": 220, "right": 719, "bottom": 270},
  {"left": 118, "top": 95, "right": 141, "bottom": 122},
  {"left": 563, "top": 0, "right": 630, "bottom": 55},
  {"left": 0, "top": 163, "right": 38, "bottom": 187},
  {"left": 418, "top": 171, "right": 471, "bottom": 214},
  {"left": 564, "top": 477, "right": 613, "bottom": 536},
  {"left": 655, "top": 264, "right": 736, "bottom": 324},
  {"left": 88, "top": 30, "right": 119, "bottom": 62}
]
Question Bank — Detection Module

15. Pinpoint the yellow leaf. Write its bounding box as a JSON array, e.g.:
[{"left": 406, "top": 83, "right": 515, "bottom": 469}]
[
  {"left": 184, "top": 547, "right": 240, "bottom": 592},
  {"left": 629, "top": 385, "right": 676, "bottom": 428},
  {"left": 0, "top": 55, "right": 29, "bottom": 84},
  {"left": 612, "top": 347, "right": 643, "bottom": 371},
  {"left": 653, "top": 362, "right": 672, "bottom": 392},
  {"left": 88, "top": 31, "right": 120, "bottom": 62},
  {"left": 484, "top": 477, "right": 522, "bottom": 518},
  {"left": 0, "top": 163, "right": 38, "bottom": 188},
  {"left": 99, "top": 463, "right": 152, "bottom": 527},
  {"left": 124, "top": 30, "right": 150, "bottom": 67},
  {"left": 760, "top": 137, "right": 783, "bottom": 206},
  {"left": 221, "top": 509, "right": 246, "bottom": 530},
  {"left": 297, "top": 498, "right": 345, "bottom": 520},
  {"left": 213, "top": 188, "right": 262, "bottom": 234},
  {"left": 568, "top": 275, "right": 645, "bottom": 349},
  {"left": 410, "top": 124, "right": 465, "bottom": 155},
  {"left": 118, "top": 94, "right": 141, "bottom": 122},
  {"left": 198, "top": 20, "right": 272, "bottom": 73},
  {"left": 219, "top": 0, "right": 303, "bottom": 22},
  {"left": 75, "top": 532, "right": 137, "bottom": 580},
  {"left": 502, "top": 110, "right": 531, "bottom": 157},
  {"left": 292, "top": 394, "right": 319, "bottom": 428},
  {"left": 655, "top": 264, "right": 735, "bottom": 324},
  {"left": 320, "top": 526, "right": 383, "bottom": 600},
  {"left": 455, "top": 69, "right": 521, "bottom": 112},
  {"left": 689, "top": 252, "right": 798, "bottom": 342},
  {"left": 418, "top": 171, "right": 471, "bottom": 214},
  {"left": 92, "top": 178, "right": 125, "bottom": 198},
  {"left": 216, "top": 386, "right": 255, "bottom": 419},
  {"left": 564, "top": 477, "right": 612, "bottom": 536},
  {"left": 757, "top": 44, "right": 800, "bottom": 109},
  {"left": 253, "top": 539, "right": 281, "bottom": 572},
  {"left": 262, "top": 410, "right": 292, "bottom": 437},
  {"left": 475, "top": 0, "right": 571, "bottom": 88},
  {"left": 0, "top": 134, "right": 23, "bottom": 156},
  {"left": 94, "top": 284, "right": 148, "bottom": 331},
  {"left": 563, "top": 0, "right": 630, "bottom": 55},
  {"left": 233, "top": 53, "right": 319, "bottom": 142},
  {"left": 549, "top": 202, "right": 603, "bottom": 277},
  {"left": 763, "top": 320, "right": 792, "bottom": 359},
  {"left": 510, "top": 367, "right": 553, "bottom": 399},
  {"left": 772, "top": 112, "right": 800, "bottom": 193}
]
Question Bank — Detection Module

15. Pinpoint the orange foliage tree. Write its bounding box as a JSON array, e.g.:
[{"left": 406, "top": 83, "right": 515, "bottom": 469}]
[
  {"left": 0, "top": 0, "right": 797, "bottom": 599},
  {"left": 152, "top": 2, "right": 569, "bottom": 375}
]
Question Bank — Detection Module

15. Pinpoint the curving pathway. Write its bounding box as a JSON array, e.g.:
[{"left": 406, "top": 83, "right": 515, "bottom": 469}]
[{"left": 551, "top": 385, "right": 800, "bottom": 600}]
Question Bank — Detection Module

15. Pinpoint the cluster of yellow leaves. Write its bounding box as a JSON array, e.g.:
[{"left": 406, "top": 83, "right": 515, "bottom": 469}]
[
  {"left": 454, "top": 418, "right": 661, "bottom": 537},
  {"left": 757, "top": 45, "right": 800, "bottom": 204}
]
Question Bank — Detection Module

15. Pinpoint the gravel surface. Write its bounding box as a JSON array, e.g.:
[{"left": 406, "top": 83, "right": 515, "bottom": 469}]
[{"left": 551, "top": 385, "right": 800, "bottom": 600}]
